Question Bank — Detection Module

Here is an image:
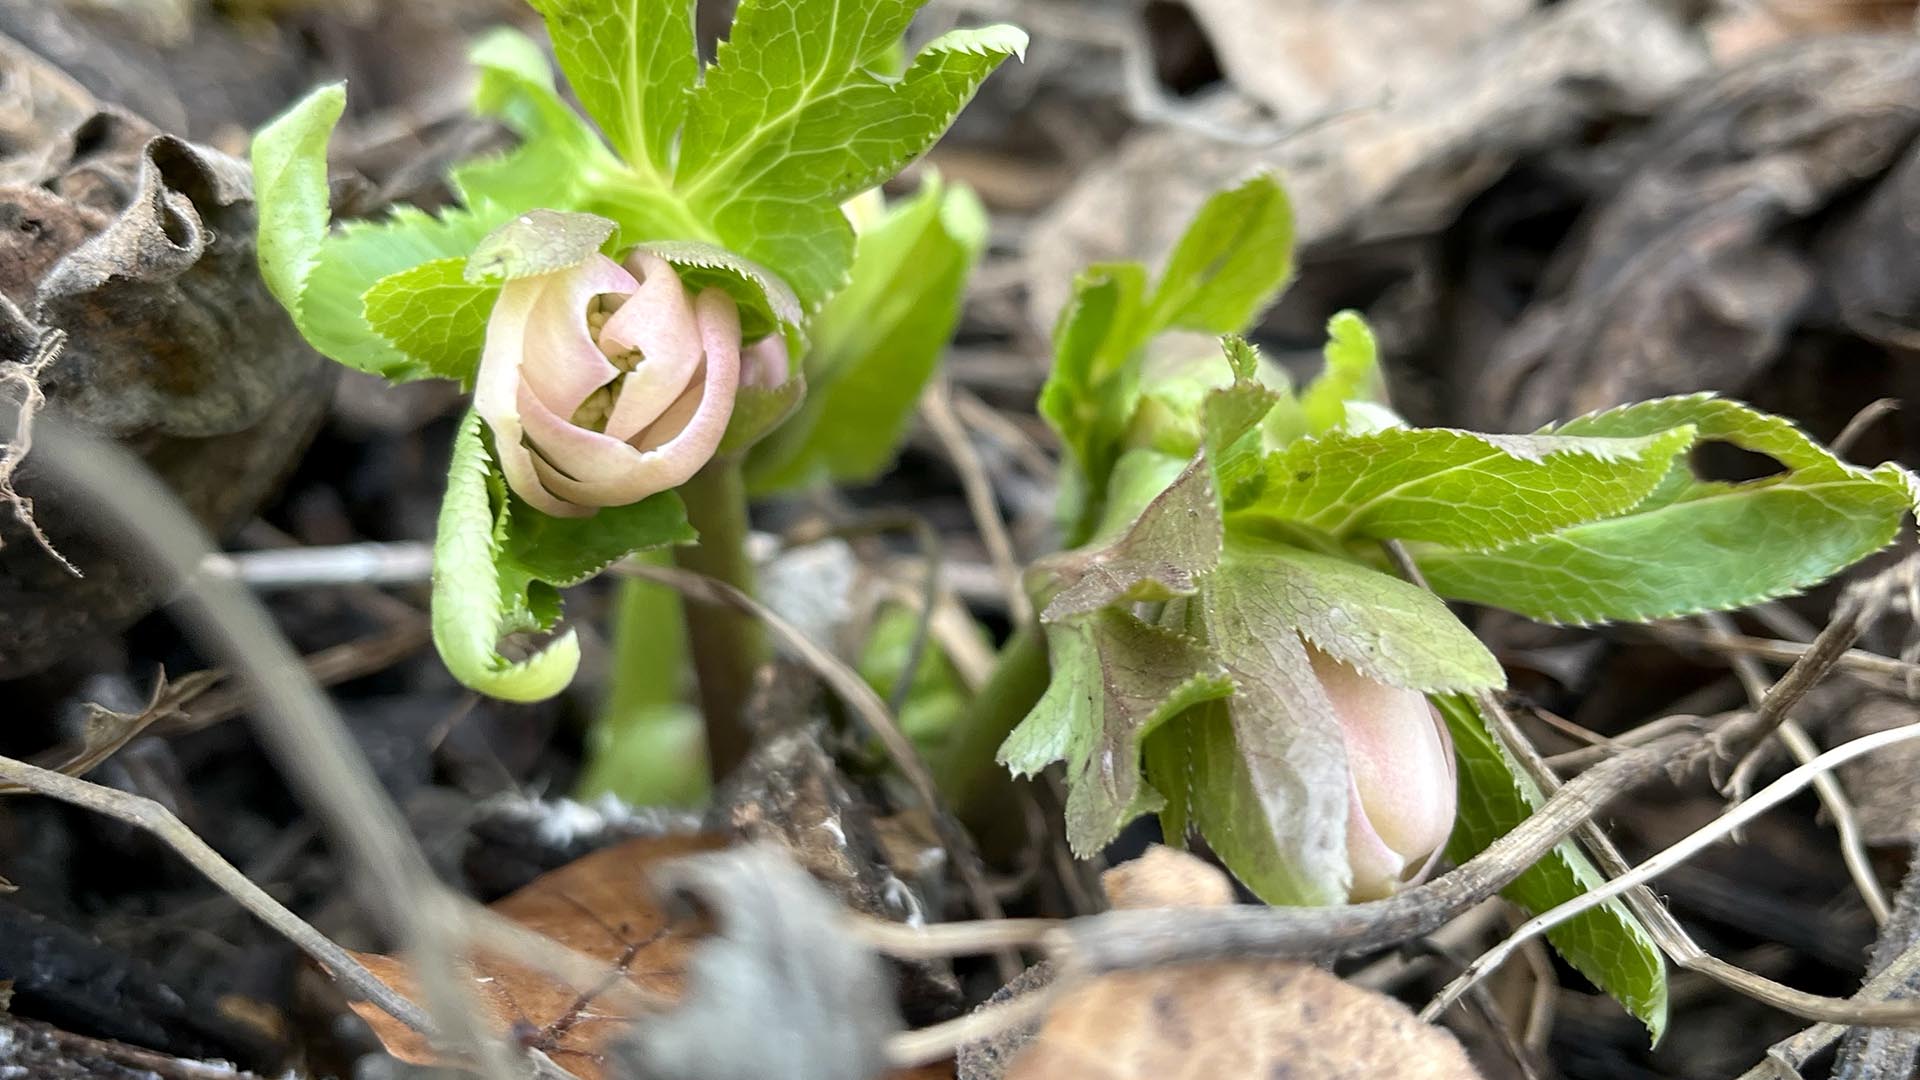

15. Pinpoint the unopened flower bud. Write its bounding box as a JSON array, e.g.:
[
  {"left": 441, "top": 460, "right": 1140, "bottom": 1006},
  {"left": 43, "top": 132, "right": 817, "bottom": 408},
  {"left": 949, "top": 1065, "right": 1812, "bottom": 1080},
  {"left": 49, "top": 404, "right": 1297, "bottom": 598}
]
[
  {"left": 474, "top": 251, "right": 744, "bottom": 517},
  {"left": 1306, "top": 645, "right": 1457, "bottom": 900}
]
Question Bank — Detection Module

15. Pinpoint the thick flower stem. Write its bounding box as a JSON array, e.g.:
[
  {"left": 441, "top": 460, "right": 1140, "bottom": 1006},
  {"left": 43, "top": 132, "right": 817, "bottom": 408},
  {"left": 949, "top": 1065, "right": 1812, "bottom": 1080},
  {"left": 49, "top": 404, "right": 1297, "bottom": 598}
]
[
  {"left": 942, "top": 620, "right": 1050, "bottom": 838},
  {"left": 674, "top": 458, "right": 766, "bottom": 782}
]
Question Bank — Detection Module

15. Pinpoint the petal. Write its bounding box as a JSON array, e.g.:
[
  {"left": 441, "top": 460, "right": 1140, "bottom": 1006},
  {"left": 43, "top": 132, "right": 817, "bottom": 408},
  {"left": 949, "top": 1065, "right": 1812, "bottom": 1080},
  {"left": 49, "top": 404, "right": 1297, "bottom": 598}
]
[
  {"left": 599, "top": 253, "right": 705, "bottom": 441},
  {"left": 517, "top": 255, "right": 634, "bottom": 419},
  {"left": 473, "top": 275, "right": 589, "bottom": 517},
  {"left": 1308, "top": 647, "right": 1457, "bottom": 866},
  {"left": 740, "top": 334, "right": 790, "bottom": 389},
  {"left": 532, "top": 287, "right": 743, "bottom": 506},
  {"left": 1344, "top": 783, "right": 1411, "bottom": 902}
]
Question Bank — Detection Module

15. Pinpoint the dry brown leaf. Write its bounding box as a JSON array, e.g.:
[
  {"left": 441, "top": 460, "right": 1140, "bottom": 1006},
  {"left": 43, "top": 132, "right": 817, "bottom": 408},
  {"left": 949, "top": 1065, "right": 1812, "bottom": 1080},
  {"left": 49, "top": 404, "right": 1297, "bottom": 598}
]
[
  {"left": 344, "top": 835, "right": 935, "bottom": 1080},
  {"left": 1099, "top": 846, "right": 1235, "bottom": 911},
  {"left": 998, "top": 847, "right": 1482, "bottom": 1080},
  {"left": 1006, "top": 963, "right": 1483, "bottom": 1080},
  {"left": 344, "top": 833, "right": 720, "bottom": 1079}
]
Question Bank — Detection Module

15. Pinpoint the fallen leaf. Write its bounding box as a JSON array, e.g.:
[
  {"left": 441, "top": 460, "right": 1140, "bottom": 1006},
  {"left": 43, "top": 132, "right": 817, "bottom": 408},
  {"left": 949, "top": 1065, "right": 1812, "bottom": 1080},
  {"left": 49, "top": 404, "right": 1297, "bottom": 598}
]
[
  {"left": 1099, "top": 845, "right": 1236, "bottom": 911},
  {"left": 345, "top": 833, "right": 720, "bottom": 1079},
  {"left": 1004, "top": 963, "right": 1484, "bottom": 1080},
  {"left": 993, "top": 847, "right": 1484, "bottom": 1080},
  {"left": 344, "top": 834, "right": 933, "bottom": 1080},
  {"left": 607, "top": 844, "right": 901, "bottom": 1080}
]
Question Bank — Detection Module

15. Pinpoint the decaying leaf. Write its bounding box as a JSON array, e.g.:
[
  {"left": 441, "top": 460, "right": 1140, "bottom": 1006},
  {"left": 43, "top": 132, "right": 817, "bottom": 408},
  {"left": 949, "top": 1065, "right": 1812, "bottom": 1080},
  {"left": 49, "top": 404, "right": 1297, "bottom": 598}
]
[
  {"left": 0, "top": 30, "right": 328, "bottom": 678},
  {"left": 1000, "top": 847, "right": 1484, "bottom": 1080},
  {"left": 1003, "top": 962, "right": 1484, "bottom": 1080},
  {"left": 1098, "top": 844, "right": 1237, "bottom": 911},
  {"left": 1470, "top": 36, "right": 1920, "bottom": 432},
  {"left": 345, "top": 834, "right": 718, "bottom": 1078},
  {"left": 609, "top": 844, "right": 903, "bottom": 1080}
]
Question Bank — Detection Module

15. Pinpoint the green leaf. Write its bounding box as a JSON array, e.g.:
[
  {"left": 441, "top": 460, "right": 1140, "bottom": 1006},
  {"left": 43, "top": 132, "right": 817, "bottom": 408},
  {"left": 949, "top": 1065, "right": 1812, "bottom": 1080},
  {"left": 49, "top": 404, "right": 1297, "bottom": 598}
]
[
  {"left": 1145, "top": 174, "right": 1294, "bottom": 334},
  {"left": 525, "top": 0, "right": 697, "bottom": 178},
  {"left": 1200, "top": 337, "right": 1284, "bottom": 508},
  {"left": 466, "top": 208, "right": 617, "bottom": 283},
  {"left": 251, "top": 82, "right": 344, "bottom": 318},
  {"left": 1041, "top": 456, "right": 1223, "bottom": 620},
  {"left": 1419, "top": 467, "right": 1913, "bottom": 623},
  {"left": 452, "top": 28, "right": 620, "bottom": 210},
  {"left": 500, "top": 491, "right": 695, "bottom": 587},
  {"left": 1241, "top": 425, "right": 1696, "bottom": 549},
  {"left": 718, "top": 375, "right": 808, "bottom": 456},
  {"left": 677, "top": 7, "right": 1024, "bottom": 307},
  {"left": 1177, "top": 591, "right": 1353, "bottom": 905},
  {"left": 1040, "top": 263, "right": 1151, "bottom": 542},
  {"left": 303, "top": 204, "right": 508, "bottom": 380},
  {"left": 634, "top": 239, "right": 805, "bottom": 342},
  {"left": 1437, "top": 694, "right": 1668, "bottom": 1041},
  {"left": 431, "top": 412, "right": 581, "bottom": 702},
  {"left": 746, "top": 177, "right": 988, "bottom": 492},
  {"left": 999, "top": 611, "right": 1233, "bottom": 854},
  {"left": 361, "top": 258, "right": 498, "bottom": 383},
  {"left": 858, "top": 601, "right": 988, "bottom": 762},
  {"left": 431, "top": 412, "right": 694, "bottom": 702},
  {"left": 1298, "top": 310, "right": 1384, "bottom": 434},
  {"left": 1418, "top": 396, "right": 1918, "bottom": 624},
  {"left": 1214, "top": 541, "right": 1503, "bottom": 693}
]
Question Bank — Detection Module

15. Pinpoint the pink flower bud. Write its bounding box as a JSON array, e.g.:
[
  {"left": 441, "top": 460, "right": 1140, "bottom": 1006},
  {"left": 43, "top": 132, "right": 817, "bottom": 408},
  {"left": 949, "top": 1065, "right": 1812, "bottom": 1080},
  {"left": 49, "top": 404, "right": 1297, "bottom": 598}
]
[
  {"left": 1306, "top": 646, "right": 1458, "bottom": 900},
  {"left": 474, "top": 251, "right": 743, "bottom": 517}
]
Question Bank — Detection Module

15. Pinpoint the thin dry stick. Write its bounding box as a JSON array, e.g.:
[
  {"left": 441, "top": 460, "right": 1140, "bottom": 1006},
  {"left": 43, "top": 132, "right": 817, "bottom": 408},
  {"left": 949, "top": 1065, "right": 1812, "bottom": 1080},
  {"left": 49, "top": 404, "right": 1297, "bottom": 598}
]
[
  {"left": 1422, "top": 721, "right": 1920, "bottom": 1023},
  {"left": 0, "top": 751, "right": 429, "bottom": 1034},
  {"left": 615, "top": 559, "right": 1025, "bottom": 982},
  {"left": 1647, "top": 623, "right": 1920, "bottom": 691},
  {"left": 1702, "top": 611, "right": 1892, "bottom": 923},
  {"left": 920, "top": 378, "right": 1032, "bottom": 626},
  {"left": 30, "top": 421, "right": 546, "bottom": 1080}
]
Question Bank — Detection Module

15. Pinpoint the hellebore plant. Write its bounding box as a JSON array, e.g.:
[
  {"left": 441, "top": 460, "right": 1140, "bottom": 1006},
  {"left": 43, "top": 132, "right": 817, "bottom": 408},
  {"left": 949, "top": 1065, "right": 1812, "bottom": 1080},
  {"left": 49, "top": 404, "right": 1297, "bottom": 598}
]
[
  {"left": 245, "top": 0, "right": 1919, "bottom": 1048},
  {"left": 251, "top": 0, "right": 1024, "bottom": 762},
  {"left": 981, "top": 174, "right": 1918, "bottom": 1041}
]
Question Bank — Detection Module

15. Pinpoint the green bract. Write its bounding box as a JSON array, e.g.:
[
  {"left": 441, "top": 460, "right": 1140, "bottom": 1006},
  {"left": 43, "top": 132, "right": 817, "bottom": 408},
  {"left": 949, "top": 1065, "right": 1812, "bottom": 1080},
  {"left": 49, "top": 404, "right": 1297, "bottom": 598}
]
[
  {"left": 253, "top": 0, "right": 1023, "bottom": 700},
  {"left": 1009, "top": 176, "right": 1919, "bottom": 1042}
]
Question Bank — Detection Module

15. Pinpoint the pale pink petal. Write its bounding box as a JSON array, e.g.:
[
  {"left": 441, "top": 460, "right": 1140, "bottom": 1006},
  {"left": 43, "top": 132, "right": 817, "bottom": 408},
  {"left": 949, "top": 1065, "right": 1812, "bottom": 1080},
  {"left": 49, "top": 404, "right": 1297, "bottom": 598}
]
[
  {"left": 516, "top": 255, "right": 634, "bottom": 419},
  {"left": 1344, "top": 783, "right": 1411, "bottom": 901},
  {"left": 473, "top": 274, "right": 589, "bottom": 517},
  {"left": 534, "top": 287, "right": 742, "bottom": 506},
  {"left": 599, "top": 253, "right": 705, "bottom": 440},
  {"left": 740, "top": 334, "right": 790, "bottom": 389},
  {"left": 633, "top": 365, "right": 707, "bottom": 451},
  {"left": 1308, "top": 647, "right": 1457, "bottom": 863}
]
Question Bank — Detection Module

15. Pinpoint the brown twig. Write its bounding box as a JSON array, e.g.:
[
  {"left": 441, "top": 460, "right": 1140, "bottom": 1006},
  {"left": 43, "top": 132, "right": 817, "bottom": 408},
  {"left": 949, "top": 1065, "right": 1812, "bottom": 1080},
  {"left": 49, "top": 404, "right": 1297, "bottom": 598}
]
[{"left": 920, "top": 377, "right": 1032, "bottom": 626}]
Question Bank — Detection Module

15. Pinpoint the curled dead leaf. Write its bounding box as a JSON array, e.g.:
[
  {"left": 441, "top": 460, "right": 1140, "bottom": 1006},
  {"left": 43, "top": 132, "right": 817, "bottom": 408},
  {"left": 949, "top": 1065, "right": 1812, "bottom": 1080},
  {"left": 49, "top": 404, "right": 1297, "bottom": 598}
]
[
  {"left": 1004, "top": 962, "right": 1484, "bottom": 1080},
  {"left": 981, "top": 848, "right": 1483, "bottom": 1080},
  {"left": 343, "top": 834, "right": 718, "bottom": 1079}
]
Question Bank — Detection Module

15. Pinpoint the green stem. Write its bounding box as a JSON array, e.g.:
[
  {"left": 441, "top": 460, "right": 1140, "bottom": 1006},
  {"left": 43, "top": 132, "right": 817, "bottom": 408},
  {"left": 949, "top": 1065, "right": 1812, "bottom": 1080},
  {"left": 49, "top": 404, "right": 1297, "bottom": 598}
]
[
  {"left": 673, "top": 458, "right": 766, "bottom": 782},
  {"left": 944, "top": 620, "right": 1050, "bottom": 832}
]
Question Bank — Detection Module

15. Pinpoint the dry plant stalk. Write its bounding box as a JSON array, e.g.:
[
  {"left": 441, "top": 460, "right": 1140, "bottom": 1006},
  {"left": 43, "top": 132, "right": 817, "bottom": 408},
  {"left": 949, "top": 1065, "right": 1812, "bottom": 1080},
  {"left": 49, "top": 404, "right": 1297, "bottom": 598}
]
[{"left": 0, "top": 328, "right": 78, "bottom": 575}]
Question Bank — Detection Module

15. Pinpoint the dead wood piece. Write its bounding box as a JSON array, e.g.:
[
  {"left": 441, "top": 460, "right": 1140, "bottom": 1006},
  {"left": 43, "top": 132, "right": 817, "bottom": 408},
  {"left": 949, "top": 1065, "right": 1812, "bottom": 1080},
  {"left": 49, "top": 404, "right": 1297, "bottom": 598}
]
[
  {"left": 1024, "top": 0, "right": 1709, "bottom": 329},
  {"left": 0, "top": 1009, "right": 271, "bottom": 1079},
  {"left": 0, "top": 899, "right": 279, "bottom": 1068},
  {"left": 1833, "top": 838, "right": 1920, "bottom": 1078},
  {"left": 709, "top": 662, "right": 963, "bottom": 1023},
  {"left": 1471, "top": 34, "right": 1920, "bottom": 430},
  {"left": 0, "top": 31, "right": 329, "bottom": 678}
]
